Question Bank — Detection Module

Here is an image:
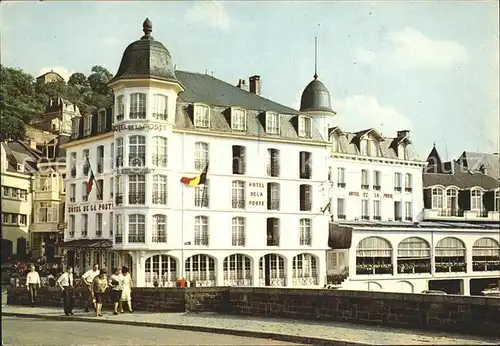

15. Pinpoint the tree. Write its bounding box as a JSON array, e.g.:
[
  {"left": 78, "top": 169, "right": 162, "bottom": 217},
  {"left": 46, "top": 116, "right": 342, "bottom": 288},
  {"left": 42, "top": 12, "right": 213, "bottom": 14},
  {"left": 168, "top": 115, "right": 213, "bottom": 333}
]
[
  {"left": 0, "top": 115, "right": 26, "bottom": 141},
  {"left": 68, "top": 72, "right": 88, "bottom": 87},
  {"left": 87, "top": 65, "right": 113, "bottom": 95}
]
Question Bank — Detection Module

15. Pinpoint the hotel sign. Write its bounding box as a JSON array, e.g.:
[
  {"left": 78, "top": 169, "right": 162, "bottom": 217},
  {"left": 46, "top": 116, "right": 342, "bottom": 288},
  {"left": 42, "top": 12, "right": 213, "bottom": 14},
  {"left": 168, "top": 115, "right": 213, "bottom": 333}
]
[
  {"left": 113, "top": 124, "right": 169, "bottom": 132},
  {"left": 68, "top": 202, "right": 114, "bottom": 213},
  {"left": 116, "top": 168, "right": 154, "bottom": 175},
  {"left": 247, "top": 182, "right": 266, "bottom": 209}
]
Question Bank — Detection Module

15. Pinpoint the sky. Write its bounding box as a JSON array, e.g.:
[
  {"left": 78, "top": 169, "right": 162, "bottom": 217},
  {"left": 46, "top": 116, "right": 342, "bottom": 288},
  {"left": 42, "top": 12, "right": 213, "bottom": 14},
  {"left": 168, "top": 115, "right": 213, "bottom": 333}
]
[{"left": 1, "top": 1, "right": 499, "bottom": 160}]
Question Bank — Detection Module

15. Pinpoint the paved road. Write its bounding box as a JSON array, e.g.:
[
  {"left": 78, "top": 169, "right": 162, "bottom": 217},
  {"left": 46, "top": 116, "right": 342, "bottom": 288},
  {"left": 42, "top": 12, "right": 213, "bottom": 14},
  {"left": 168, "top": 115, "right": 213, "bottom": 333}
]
[{"left": 2, "top": 317, "right": 300, "bottom": 345}]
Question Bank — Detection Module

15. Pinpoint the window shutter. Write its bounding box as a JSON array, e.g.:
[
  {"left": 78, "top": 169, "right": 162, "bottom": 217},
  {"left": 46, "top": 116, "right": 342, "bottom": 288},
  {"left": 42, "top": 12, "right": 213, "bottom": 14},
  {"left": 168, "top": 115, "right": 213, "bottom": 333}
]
[
  {"left": 483, "top": 191, "right": 495, "bottom": 211},
  {"left": 458, "top": 189, "right": 471, "bottom": 210},
  {"left": 423, "top": 188, "right": 432, "bottom": 209}
]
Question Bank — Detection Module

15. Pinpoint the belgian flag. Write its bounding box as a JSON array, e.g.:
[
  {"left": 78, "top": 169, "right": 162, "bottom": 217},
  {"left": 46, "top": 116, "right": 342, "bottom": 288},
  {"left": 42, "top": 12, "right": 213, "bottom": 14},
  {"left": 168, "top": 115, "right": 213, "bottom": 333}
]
[{"left": 180, "top": 164, "right": 208, "bottom": 186}]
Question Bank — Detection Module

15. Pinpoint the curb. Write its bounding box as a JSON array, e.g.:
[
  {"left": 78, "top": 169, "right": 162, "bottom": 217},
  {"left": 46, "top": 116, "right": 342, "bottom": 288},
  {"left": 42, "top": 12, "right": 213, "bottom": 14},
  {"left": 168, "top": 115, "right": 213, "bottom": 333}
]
[{"left": 3, "top": 312, "right": 369, "bottom": 345}]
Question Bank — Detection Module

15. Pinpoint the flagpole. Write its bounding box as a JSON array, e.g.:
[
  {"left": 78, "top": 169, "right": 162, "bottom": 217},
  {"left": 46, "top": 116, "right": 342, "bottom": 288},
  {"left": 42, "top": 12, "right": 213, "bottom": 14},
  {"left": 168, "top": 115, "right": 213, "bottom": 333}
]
[
  {"left": 86, "top": 156, "right": 102, "bottom": 199},
  {"left": 181, "top": 184, "right": 185, "bottom": 281}
]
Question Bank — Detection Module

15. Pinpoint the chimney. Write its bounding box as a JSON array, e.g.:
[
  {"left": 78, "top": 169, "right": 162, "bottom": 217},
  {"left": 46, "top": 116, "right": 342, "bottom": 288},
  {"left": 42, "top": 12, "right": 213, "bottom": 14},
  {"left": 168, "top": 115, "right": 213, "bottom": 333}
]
[
  {"left": 29, "top": 139, "right": 37, "bottom": 149},
  {"left": 249, "top": 75, "right": 261, "bottom": 95},
  {"left": 237, "top": 79, "right": 249, "bottom": 92},
  {"left": 397, "top": 130, "right": 410, "bottom": 138}
]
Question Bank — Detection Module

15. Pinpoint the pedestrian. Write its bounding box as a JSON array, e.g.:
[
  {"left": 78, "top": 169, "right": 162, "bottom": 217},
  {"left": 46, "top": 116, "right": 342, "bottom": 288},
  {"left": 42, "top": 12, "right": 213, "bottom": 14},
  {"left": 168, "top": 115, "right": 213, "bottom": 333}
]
[
  {"left": 91, "top": 268, "right": 108, "bottom": 317},
  {"left": 109, "top": 268, "right": 123, "bottom": 315},
  {"left": 26, "top": 264, "right": 41, "bottom": 307},
  {"left": 56, "top": 267, "right": 74, "bottom": 316},
  {"left": 81, "top": 263, "right": 100, "bottom": 312},
  {"left": 121, "top": 266, "right": 133, "bottom": 313}
]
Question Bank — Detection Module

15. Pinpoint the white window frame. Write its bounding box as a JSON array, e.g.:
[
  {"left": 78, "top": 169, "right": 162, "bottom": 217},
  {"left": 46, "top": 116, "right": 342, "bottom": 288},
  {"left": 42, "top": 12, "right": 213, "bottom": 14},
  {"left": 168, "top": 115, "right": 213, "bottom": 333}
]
[
  {"left": 129, "top": 135, "right": 146, "bottom": 167},
  {"left": 152, "top": 174, "right": 168, "bottom": 205},
  {"left": 471, "top": 188, "right": 483, "bottom": 211},
  {"left": 128, "top": 214, "right": 146, "bottom": 243},
  {"left": 361, "top": 169, "right": 369, "bottom": 186},
  {"left": 405, "top": 201, "right": 412, "bottom": 220},
  {"left": 394, "top": 172, "right": 402, "bottom": 189},
  {"left": 116, "top": 138, "right": 123, "bottom": 167},
  {"left": 36, "top": 202, "right": 58, "bottom": 223},
  {"left": 298, "top": 116, "right": 312, "bottom": 138},
  {"left": 82, "top": 214, "right": 88, "bottom": 237},
  {"left": 152, "top": 136, "right": 168, "bottom": 167},
  {"left": 116, "top": 95, "right": 124, "bottom": 121},
  {"left": 361, "top": 199, "right": 369, "bottom": 218},
  {"left": 231, "top": 217, "right": 246, "bottom": 246},
  {"left": 96, "top": 213, "right": 103, "bottom": 237},
  {"left": 194, "top": 216, "right": 209, "bottom": 246},
  {"left": 337, "top": 167, "right": 345, "bottom": 185},
  {"left": 130, "top": 93, "right": 147, "bottom": 119},
  {"left": 194, "top": 142, "right": 209, "bottom": 171},
  {"left": 405, "top": 173, "right": 412, "bottom": 190},
  {"left": 152, "top": 214, "right": 167, "bottom": 242},
  {"left": 299, "top": 218, "right": 312, "bottom": 246},
  {"left": 373, "top": 200, "right": 381, "bottom": 218},
  {"left": 337, "top": 198, "right": 345, "bottom": 218},
  {"left": 97, "top": 110, "right": 106, "bottom": 133},
  {"left": 432, "top": 187, "right": 444, "bottom": 209},
  {"left": 231, "top": 108, "right": 247, "bottom": 131},
  {"left": 373, "top": 171, "right": 381, "bottom": 187},
  {"left": 128, "top": 175, "right": 146, "bottom": 204},
  {"left": 83, "top": 115, "right": 92, "bottom": 136},
  {"left": 266, "top": 112, "right": 280, "bottom": 134},
  {"left": 152, "top": 94, "right": 168, "bottom": 120},
  {"left": 69, "top": 215, "right": 75, "bottom": 237},
  {"left": 194, "top": 104, "right": 210, "bottom": 128},
  {"left": 232, "top": 180, "right": 245, "bottom": 209},
  {"left": 71, "top": 118, "right": 79, "bottom": 138},
  {"left": 194, "top": 180, "right": 209, "bottom": 208}
]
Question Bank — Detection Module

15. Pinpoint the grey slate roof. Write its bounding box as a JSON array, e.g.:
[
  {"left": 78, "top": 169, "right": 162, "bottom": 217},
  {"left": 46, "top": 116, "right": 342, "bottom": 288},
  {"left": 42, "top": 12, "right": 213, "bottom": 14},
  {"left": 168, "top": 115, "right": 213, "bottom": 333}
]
[
  {"left": 457, "top": 151, "right": 500, "bottom": 180},
  {"left": 424, "top": 161, "right": 500, "bottom": 190},
  {"left": 1, "top": 141, "right": 41, "bottom": 174},
  {"left": 300, "top": 78, "right": 335, "bottom": 113}
]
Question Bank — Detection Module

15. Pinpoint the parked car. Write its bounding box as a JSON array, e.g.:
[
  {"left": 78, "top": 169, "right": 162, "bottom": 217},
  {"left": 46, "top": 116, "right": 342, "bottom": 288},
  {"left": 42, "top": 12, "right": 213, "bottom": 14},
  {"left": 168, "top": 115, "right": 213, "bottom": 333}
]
[{"left": 421, "top": 290, "right": 447, "bottom": 295}]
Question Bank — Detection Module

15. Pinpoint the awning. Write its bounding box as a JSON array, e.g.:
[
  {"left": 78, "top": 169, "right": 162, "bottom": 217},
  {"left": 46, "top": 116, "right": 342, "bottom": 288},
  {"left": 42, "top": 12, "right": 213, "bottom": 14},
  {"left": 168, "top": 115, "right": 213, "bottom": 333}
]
[
  {"left": 56, "top": 239, "right": 113, "bottom": 249},
  {"left": 328, "top": 223, "right": 353, "bottom": 249}
]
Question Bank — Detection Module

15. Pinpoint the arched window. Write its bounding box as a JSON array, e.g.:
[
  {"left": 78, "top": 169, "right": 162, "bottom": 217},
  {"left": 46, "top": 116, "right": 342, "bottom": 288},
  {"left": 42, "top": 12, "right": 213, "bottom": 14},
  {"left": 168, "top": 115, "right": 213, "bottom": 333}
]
[
  {"left": 116, "top": 95, "right": 124, "bottom": 121},
  {"left": 116, "top": 138, "right": 124, "bottom": 167},
  {"left": 145, "top": 255, "right": 177, "bottom": 287},
  {"left": 471, "top": 188, "right": 483, "bottom": 211},
  {"left": 223, "top": 254, "right": 252, "bottom": 286},
  {"left": 194, "top": 216, "right": 208, "bottom": 246},
  {"left": 129, "top": 135, "right": 146, "bottom": 166},
  {"left": 128, "top": 214, "right": 145, "bottom": 243},
  {"left": 130, "top": 93, "right": 146, "bottom": 119},
  {"left": 152, "top": 215, "right": 167, "bottom": 243},
  {"left": 152, "top": 94, "right": 168, "bottom": 120},
  {"left": 299, "top": 219, "right": 312, "bottom": 246},
  {"left": 397, "top": 237, "right": 431, "bottom": 274},
  {"left": 231, "top": 217, "right": 245, "bottom": 246},
  {"left": 356, "top": 236, "right": 393, "bottom": 275},
  {"left": 185, "top": 254, "right": 215, "bottom": 286},
  {"left": 435, "top": 237, "right": 466, "bottom": 273},
  {"left": 445, "top": 188, "right": 459, "bottom": 216},
  {"left": 194, "top": 142, "right": 209, "bottom": 170},
  {"left": 472, "top": 237, "right": 500, "bottom": 272},
  {"left": 152, "top": 136, "right": 167, "bottom": 167},
  {"left": 259, "top": 254, "right": 285, "bottom": 286},
  {"left": 292, "top": 253, "right": 318, "bottom": 285},
  {"left": 432, "top": 187, "right": 444, "bottom": 210}
]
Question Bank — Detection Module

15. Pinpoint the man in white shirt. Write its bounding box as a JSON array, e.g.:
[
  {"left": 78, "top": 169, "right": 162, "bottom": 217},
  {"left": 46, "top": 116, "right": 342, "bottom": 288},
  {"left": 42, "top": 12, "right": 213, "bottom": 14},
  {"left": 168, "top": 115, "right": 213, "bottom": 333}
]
[
  {"left": 81, "top": 263, "right": 99, "bottom": 312},
  {"left": 26, "top": 265, "right": 41, "bottom": 307},
  {"left": 56, "top": 267, "right": 74, "bottom": 316}
]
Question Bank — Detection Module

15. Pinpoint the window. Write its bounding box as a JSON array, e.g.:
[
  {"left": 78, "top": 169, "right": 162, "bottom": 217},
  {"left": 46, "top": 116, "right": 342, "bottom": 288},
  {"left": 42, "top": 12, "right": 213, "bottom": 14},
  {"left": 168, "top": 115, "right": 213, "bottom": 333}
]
[
  {"left": 299, "top": 151, "right": 312, "bottom": 179},
  {"left": 232, "top": 145, "right": 245, "bottom": 174},
  {"left": 109, "top": 212, "right": 114, "bottom": 236},
  {"left": 373, "top": 171, "right": 381, "bottom": 190},
  {"left": 116, "top": 138, "right": 123, "bottom": 167},
  {"left": 373, "top": 200, "right": 381, "bottom": 220},
  {"left": 128, "top": 214, "right": 146, "bottom": 243},
  {"left": 398, "top": 144, "right": 408, "bottom": 160},
  {"left": 71, "top": 118, "right": 80, "bottom": 139},
  {"left": 299, "top": 219, "right": 312, "bottom": 246},
  {"left": 115, "top": 175, "right": 123, "bottom": 205},
  {"left": 231, "top": 109, "right": 246, "bottom": 131},
  {"left": 36, "top": 202, "right": 58, "bottom": 222},
  {"left": 231, "top": 217, "right": 246, "bottom": 246},
  {"left": 152, "top": 136, "right": 168, "bottom": 167},
  {"left": 110, "top": 143, "right": 115, "bottom": 169},
  {"left": 232, "top": 180, "right": 245, "bottom": 209},
  {"left": 194, "top": 105, "right": 210, "bottom": 128},
  {"left": 152, "top": 175, "right": 167, "bottom": 205},
  {"left": 361, "top": 139, "right": 368, "bottom": 155},
  {"left": 82, "top": 214, "right": 88, "bottom": 237},
  {"left": 96, "top": 179, "right": 104, "bottom": 200},
  {"left": 394, "top": 173, "right": 402, "bottom": 191},
  {"left": 298, "top": 116, "right": 312, "bottom": 138},
  {"left": 110, "top": 177, "right": 114, "bottom": 199},
  {"left": 194, "top": 216, "right": 209, "bottom": 245},
  {"left": 96, "top": 213, "right": 103, "bottom": 237},
  {"left": 332, "top": 135, "right": 340, "bottom": 152},
  {"left": 405, "top": 202, "right": 412, "bottom": 221},
  {"left": 129, "top": 175, "right": 146, "bottom": 204},
  {"left": 129, "top": 135, "right": 146, "bottom": 166},
  {"left": 495, "top": 190, "right": 500, "bottom": 212},
  {"left": 95, "top": 145, "right": 104, "bottom": 173},
  {"left": 69, "top": 184, "right": 76, "bottom": 203},
  {"left": 195, "top": 142, "right": 209, "bottom": 171},
  {"left": 69, "top": 215, "right": 75, "bottom": 237},
  {"left": 81, "top": 182, "right": 88, "bottom": 202},
  {"left": 267, "top": 183, "right": 280, "bottom": 211},
  {"left": 394, "top": 201, "right": 402, "bottom": 221},
  {"left": 83, "top": 115, "right": 91, "bottom": 136},
  {"left": 337, "top": 198, "right": 345, "bottom": 219},
  {"left": 405, "top": 174, "right": 412, "bottom": 192},
  {"left": 116, "top": 95, "right": 124, "bottom": 121},
  {"left": 97, "top": 110, "right": 106, "bottom": 133},
  {"left": 361, "top": 170, "right": 369, "bottom": 189},
  {"left": 266, "top": 218, "right": 280, "bottom": 246},
  {"left": 152, "top": 215, "right": 167, "bottom": 242},
  {"left": 337, "top": 168, "right": 346, "bottom": 188},
  {"left": 70, "top": 152, "right": 77, "bottom": 177},
  {"left": 130, "top": 93, "right": 146, "bottom": 119},
  {"left": 37, "top": 175, "right": 51, "bottom": 192},
  {"left": 266, "top": 112, "right": 280, "bottom": 134},
  {"left": 445, "top": 188, "right": 458, "bottom": 215},
  {"left": 299, "top": 184, "right": 312, "bottom": 211},
  {"left": 152, "top": 94, "right": 168, "bottom": 120},
  {"left": 194, "top": 180, "right": 210, "bottom": 208},
  {"left": 471, "top": 189, "right": 483, "bottom": 211},
  {"left": 432, "top": 188, "right": 444, "bottom": 209},
  {"left": 267, "top": 149, "right": 280, "bottom": 177},
  {"left": 83, "top": 149, "right": 90, "bottom": 175},
  {"left": 115, "top": 214, "right": 123, "bottom": 243},
  {"left": 361, "top": 199, "right": 369, "bottom": 220}
]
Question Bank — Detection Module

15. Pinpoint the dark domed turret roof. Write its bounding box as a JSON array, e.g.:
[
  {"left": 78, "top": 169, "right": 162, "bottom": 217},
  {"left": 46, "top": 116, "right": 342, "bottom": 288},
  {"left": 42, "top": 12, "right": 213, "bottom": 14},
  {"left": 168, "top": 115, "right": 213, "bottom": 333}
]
[
  {"left": 109, "top": 18, "right": 178, "bottom": 84},
  {"left": 299, "top": 76, "right": 335, "bottom": 113}
]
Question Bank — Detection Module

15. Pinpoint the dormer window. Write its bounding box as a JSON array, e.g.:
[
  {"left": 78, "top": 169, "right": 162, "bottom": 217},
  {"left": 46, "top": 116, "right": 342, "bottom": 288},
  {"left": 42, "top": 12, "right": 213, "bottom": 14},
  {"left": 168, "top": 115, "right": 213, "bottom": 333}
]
[
  {"left": 398, "top": 144, "right": 408, "bottom": 160},
  {"left": 116, "top": 95, "right": 124, "bottom": 121},
  {"left": 153, "top": 94, "right": 168, "bottom": 121},
  {"left": 194, "top": 105, "right": 210, "bottom": 128},
  {"left": 71, "top": 118, "right": 80, "bottom": 139},
  {"left": 130, "top": 93, "right": 146, "bottom": 119},
  {"left": 231, "top": 108, "right": 246, "bottom": 131},
  {"left": 83, "top": 115, "right": 92, "bottom": 136},
  {"left": 361, "top": 138, "right": 379, "bottom": 156},
  {"left": 298, "top": 116, "right": 312, "bottom": 138},
  {"left": 17, "top": 164, "right": 24, "bottom": 173},
  {"left": 471, "top": 188, "right": 483, "bottom": 211},
  {"left": 266, "top": 112, "right": 280, "bottom": 134},
  {"left": 97, "top": 110, "right": 106, "bottom": 133}
]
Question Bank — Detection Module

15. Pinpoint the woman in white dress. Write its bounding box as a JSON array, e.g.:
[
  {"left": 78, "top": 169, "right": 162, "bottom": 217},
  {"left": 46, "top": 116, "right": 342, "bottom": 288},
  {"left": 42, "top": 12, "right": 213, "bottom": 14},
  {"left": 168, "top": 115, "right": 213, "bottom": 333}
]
[{"left": 120, "top": 266, "right": 133, "bottom": 313}]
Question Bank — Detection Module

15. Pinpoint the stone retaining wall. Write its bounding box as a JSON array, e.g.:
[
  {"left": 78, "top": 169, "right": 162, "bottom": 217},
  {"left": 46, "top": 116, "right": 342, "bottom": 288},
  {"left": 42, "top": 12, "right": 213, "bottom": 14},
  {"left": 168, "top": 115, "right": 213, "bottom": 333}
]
[{"left": 7, "top": 287, "right": 500, "bottom": 337}]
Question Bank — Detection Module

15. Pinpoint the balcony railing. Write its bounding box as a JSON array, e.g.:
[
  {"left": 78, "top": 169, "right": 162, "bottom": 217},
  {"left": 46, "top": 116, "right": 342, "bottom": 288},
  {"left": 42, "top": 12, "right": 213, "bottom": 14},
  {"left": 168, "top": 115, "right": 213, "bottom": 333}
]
[
  {"left": 267, "top": 200, "right": 280, "bottom": 211},
  {"left": 194, "top": 159, "right": 209, "bottom": 171},
  {"left": 405, "top": 217, "right": 413, "bottom": 221},
  {"left": 267, "top": 165, "right": 280, "bottom": 177},
  {"left": 129, "top": 193, "right": 145, "bottom": 204},
  {"left": 373, "top": 185, "right": 381, "bottom": 191},
  {"left": 232, "top": 199, "right": 245, "bottom": 209},
  {"left": 232, "top": 237, "right": 246, "bottom": 246},
  {"left": 129, "top": 154, "right": 146, "bottom": 167},
  {"left": 361, "top": 215, "right": 370, "bottom": 220},
  {"left": 97, "top": 160, "right": 103, "bottom": 173},
  {"left": 152, "top": 233, "right": 167, "bottom": 243},
  {"left": 69, "top": 197, "right": 76, "bottom": 203},
  {"left": 83, "top": 164, "right": 89, "bottom": 175},
  {"left": 232, "top": 160, "right": 246, "bottom": 175},
  {"left": 128, "top": 234, "right": 146, "bottom": 243},
  {"left": 116, "top": 114, "right": 124, "bottom": 121},
  {"left": 95, "top": 230, "right": 102, "bottom": 237},
  {"left": 194, "top": 235, "right": 209, "bottom": 246},
  {"left": 70, "top": 167, "right": 76, "bottom": 177},
  {"left": 337, "top": 182, "right": 346, "bottom": 188},
  {"left": 130, "top": 111, "right": 146, "bottom": 119},
  {"left": 300, "top": 200, "right": 312, "bottom": 211},
  {"left": 116, "top": 156, "right": 123, "bottom": 168},
  {"left": 300, "top": 167, "right": 312, "bottom": 179},
  {"left": 69, "top": 231, "right": 75, "bottom": 238},
  {"left": 152, "top": 112, "right": 168, "bottom": 121},
  {"left": 373, "top": 215, "right": 382, "bottom": 221},
  {"left": 82, "top": 195, "right": 88, "bottom": 202},
  {"left": 81, "top": 231, "right": 88, "bottom": 238},
  {"left": 194, "top": 197, "right": 209, "bottom": 208},
  {"left": 152, "top": 192, "right": 167, "bottom": 205},
  {"left": 405, "top": 187, "right": 413, "bottom": 192},
  {"left": 337, "top": 214, "right": 346, "bottom": 219},
  {"left": 395, "top": 216, "right": 402, "bottom": 221},
  {"left": 394, "top": 186, "right": 402, "bottom": 192},
  {"left": 115, "top": 193, "right": 123, "bottom": 205},
  {"left": 361, "top": 184, "right": 369, "bottom": 190},
  {"left": 267, "top": 237, "right": 279, "bottom": 246},
  {"left": 152, "top": 154, "right": 168, "bottom": 167},
  {"left": 115, "top": 234, "right": 123, "bottom": 243}
]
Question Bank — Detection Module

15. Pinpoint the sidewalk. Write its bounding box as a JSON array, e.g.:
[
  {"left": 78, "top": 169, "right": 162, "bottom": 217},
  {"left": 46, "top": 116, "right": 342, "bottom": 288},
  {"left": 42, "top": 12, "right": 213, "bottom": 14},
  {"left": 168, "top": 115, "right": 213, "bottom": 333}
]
[{"left": 3, "top": 305, "right": 500, "bottom": 345}]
